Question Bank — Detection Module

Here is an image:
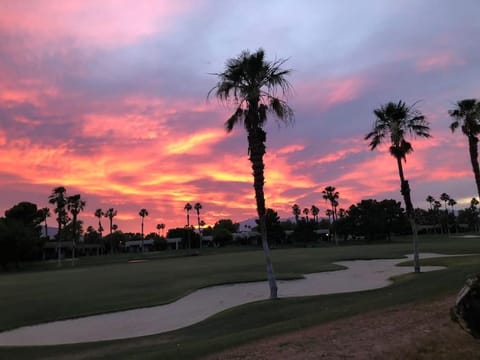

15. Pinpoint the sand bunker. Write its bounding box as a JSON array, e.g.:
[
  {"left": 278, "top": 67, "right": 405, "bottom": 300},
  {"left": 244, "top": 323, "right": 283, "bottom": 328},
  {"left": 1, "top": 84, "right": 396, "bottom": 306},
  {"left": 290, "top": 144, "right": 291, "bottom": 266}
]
[{"left": 0, "top": 253, "right": 454, "bottom": 346}]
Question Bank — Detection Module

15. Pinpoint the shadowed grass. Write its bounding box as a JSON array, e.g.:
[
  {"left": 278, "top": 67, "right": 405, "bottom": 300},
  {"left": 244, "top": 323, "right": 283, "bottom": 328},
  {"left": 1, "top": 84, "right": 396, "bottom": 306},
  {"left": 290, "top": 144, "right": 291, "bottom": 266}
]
[{"left": 0, "top": 235, "right": 479, "bottom": 359}]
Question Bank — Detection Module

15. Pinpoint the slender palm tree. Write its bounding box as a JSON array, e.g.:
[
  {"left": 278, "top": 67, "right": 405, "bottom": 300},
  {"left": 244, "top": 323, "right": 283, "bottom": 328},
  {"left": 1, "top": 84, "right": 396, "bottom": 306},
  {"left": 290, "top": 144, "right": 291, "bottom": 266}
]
[
  {"left": 194, "top": 202, "right": 203, "bottom": 249},
  {"left": 426, "top": 195, "right": 435, "bottom": 211},
  {"left": 448, "top": 99, "right": 480, "bottom": 198},
  {"left": 184, "top": 202, "right": 192, "bottom": 250},
  {"left": 303, "top": 208, "right": 309, "bottom": 222},
  {"left": 67, "top": 194, "right": 86, "bottom": 264},
  {"left": 210, "top": 49, "right": 293, "bottom": 299},
  {"left": 440, "top": 193, "right": 451, "bottom": 235},
  {"left": 156, "top": 223, "right": 165, "bottom": 237},
  {"left": 104, "top": 208, "right": 117, "bottom": 254},
  {"left": 448, "top": 198, "right": 457, "bottom": 214},
  {"left": 104, "top": 208, "right": 117, "bottom": 235},
  {"left": 48, "top": 186, "right": 68, "bottom": 267},
  {"left": 365, "top": 100, "right": 430, "bottom": 273},
  {"left": 94, "top": 208, "right": 104, "bottom": 234},
  {"left": 310, "top": 205, "right": 320, "bottom": 223},
  {"left": 322, "top": 186, "right": 339, "bottom": 221},
  {"left": 139, "top": 208, "right": 148, "bottom": 251},
  {"left": 292, "top": 204, "right": 301, "bottom": 224}
]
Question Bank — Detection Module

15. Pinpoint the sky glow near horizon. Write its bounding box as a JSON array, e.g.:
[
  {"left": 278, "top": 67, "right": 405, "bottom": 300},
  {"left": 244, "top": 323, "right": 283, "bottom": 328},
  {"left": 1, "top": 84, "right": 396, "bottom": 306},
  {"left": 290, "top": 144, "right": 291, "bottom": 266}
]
[{"left": 0, "top": 0, "right": 479, "bottom": 234}]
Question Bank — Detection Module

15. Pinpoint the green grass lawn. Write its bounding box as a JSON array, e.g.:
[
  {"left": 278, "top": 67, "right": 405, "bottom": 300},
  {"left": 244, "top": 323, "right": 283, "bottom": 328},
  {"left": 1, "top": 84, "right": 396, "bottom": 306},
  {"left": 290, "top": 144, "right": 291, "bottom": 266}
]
[{"left": 0, "top": 234, "right": 479, "bottom": 359}]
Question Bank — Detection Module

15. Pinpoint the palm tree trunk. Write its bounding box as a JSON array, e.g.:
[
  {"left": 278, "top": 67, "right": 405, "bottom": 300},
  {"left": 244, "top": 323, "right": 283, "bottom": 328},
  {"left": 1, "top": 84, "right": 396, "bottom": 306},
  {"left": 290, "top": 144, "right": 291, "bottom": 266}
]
[
  {"left": 397, "top": 157, "right": 420, "bottom": 273},
  {"left": 248, "top": 126, "right": 278, "bottom": 299},
  {"left": 72, "top": 215, "right": 76, "bottom": 266},
  {"left": 468, "top": 135, "right": 480, "bottom": 199},
  {"left": 57, "top": 222, "right": 62, "bottom": 267}
]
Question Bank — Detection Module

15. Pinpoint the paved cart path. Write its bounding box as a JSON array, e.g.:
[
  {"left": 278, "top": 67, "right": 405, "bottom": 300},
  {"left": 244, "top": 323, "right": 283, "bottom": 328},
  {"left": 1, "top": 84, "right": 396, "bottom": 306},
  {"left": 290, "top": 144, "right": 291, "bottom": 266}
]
[{"left": 0, "top": 253, "right": 456, "bottom": 346}]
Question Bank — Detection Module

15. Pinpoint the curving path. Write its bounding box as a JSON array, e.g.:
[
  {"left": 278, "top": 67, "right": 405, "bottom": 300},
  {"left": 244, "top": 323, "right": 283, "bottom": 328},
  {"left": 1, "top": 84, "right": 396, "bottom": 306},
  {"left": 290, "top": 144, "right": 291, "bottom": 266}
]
[{"left": 0, "top": 253, "right": 452, "bottom": 346}]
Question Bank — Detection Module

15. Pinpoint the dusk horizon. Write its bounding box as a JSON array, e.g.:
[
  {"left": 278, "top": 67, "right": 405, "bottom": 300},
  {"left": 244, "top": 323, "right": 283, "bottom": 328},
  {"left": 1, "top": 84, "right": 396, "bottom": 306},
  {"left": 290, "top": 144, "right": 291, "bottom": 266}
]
[{"left": 1, "top": 0, "right": 479, "bottom": 234}]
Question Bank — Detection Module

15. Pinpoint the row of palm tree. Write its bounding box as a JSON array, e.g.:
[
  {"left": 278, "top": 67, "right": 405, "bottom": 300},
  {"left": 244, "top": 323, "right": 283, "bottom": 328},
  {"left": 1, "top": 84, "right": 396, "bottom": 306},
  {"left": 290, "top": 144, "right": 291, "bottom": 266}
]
[
  {"left": 211, "top": 48, "right": 480, "bottom": 298},
  {"left": 184, "top": 202, "right": 203, "bottom": 250},
  {"left": 48, "top": 186, "right": 86, "bottom": 266}
]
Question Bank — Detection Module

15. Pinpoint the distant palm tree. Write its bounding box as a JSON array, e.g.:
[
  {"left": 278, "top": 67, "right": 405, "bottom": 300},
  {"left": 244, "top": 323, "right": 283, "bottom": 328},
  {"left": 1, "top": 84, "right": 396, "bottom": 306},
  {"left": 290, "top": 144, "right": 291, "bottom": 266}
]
[
  {"left": 426, "top": 195, "right": 435, "bottom": 211},
  {"left": 139, "top": 208, "right": 148, "bottom": 251},
  {"left": 365, "top": 100, "right": 430, "bottom": 273},
  {"left": 303, "top": 208, "right": 309, "bottom": 222},
  {"left": 156, "top": 223, "right": 165, "bottom": 237},
  {"left": 184, "top": 203, "right": 192, "bottom": 250},
  {"left": 310, "top": 205, "right": 320, "bottom": 223},
  {"left": 194, "top": 203, "right": 203, "bottom": 249},
  {"left": 322, "top": 186, "right": 339, "bottom": 222},
  {"left": 39, "top": 207, "right": 50, "bottom": 239},
  {"left": 210, "top": 49, "right": 293, "bottom": 299},
  {"left": 325, "top": 209, "right": 333, "bottom": 223},
  {"left": 292, "top": 204, "right": 301, "bottom": 224},
  {"left": 67, "top": 194, "right": 86, "bottom": 264},
  {"left": 448, "top": 99, "right": 480, "bottom": 198},
  {"left": 440, "top": 193, "right": 451, "bottom": 236},
  {"left": 48, "top": 186, "right": 68, "bottom": 267},
  {"left": 448, "top": 198, "right": 457, "bottom": 214},
  {"left": 104, "top": 208, "right": 117, "bottom": 235},
  {"left": 94, "top": 208, "right": 104, "bottom": 234}
]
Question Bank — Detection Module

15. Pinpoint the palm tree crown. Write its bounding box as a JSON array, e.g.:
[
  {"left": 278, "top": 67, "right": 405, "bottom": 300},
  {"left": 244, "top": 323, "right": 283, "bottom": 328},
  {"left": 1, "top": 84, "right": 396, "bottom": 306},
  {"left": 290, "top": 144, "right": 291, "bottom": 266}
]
[
  {"left": 448, "top": 98, "right": 480, "bottom": 198},
  {"left": 365, "top": 101, "right": 430, "bottom": 161},
  {"left": 210, "top": 48, "right": 293, "bottom": 133}
]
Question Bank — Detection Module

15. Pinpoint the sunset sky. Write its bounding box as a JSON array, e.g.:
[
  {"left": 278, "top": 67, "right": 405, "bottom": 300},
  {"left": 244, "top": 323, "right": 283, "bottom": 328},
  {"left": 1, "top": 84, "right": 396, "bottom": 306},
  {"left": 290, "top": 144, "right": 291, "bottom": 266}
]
[{"left": 1, "top": 0, "right": 479, "bottom": 234}]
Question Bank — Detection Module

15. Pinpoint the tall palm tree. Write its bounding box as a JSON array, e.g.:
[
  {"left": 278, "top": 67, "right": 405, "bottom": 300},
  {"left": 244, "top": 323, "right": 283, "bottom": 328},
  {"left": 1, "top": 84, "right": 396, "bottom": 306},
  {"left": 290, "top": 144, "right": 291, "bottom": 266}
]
[
  {"left": 104, "top": 208, "right": 117, "bottom": 254},
  {"left": 440, "top": 193, "right": 451, "bottom": 236},
  {"left": 104, "top": 208, "right": 117, "bottom": 235},
  {"left": 48, "top": 186, "right": 68, "bottom": 267},
  {"left": 156, "top": 223, "right": 165, "bottom": 237},
  {"left": 448, "top": 198, "right": 457, "bottom": 214},
  {"left": 194, "top": 202, "right": 203, "bottom": 249},
  {"left": 303, "top": 208, "right": 309, "bottom": 222},
  {"left": 67, "top": 194, "right": 86, "bottom": 264},
  {"left": 139, "top": 208, "right": 148, "bottom": 251},
  {"left": 292, "top": 204, "right": 301, "bottom": 224},
  {"left": 184, "top": 203, "right": 192, "bottom": 250},
  {"left": 210, "top": 49, "right": 293, "bottom": 299},
  {"left": 322, "top": 186, "right": 339, "bottom": 222},
  {"left": 94, "top": 208, "right": 104, "bottom": 234},
  {"left": 365, "top": 100, "right": 430, "bottom": 273},
  {"left": 448, "top": 99, "right": 480, "bottom": 198},
  {"left": 426, "top": 195, "right": 435, "bottom": 211},
  {"left": 310, "top": 205, "right": 320, "bottom": 223}
]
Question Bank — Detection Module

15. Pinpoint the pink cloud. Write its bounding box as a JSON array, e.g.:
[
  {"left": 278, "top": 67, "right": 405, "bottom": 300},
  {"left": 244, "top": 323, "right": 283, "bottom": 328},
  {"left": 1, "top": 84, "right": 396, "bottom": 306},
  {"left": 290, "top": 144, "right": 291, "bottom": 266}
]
[{"left": 416, "top": 53, "right": 465, "bottom": 72}]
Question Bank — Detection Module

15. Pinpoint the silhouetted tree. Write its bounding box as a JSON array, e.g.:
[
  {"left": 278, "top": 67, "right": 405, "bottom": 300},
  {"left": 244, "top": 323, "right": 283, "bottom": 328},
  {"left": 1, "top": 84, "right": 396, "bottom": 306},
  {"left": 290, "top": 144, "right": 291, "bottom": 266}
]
[
  {"left": 139, "top": 208, "right": 148, "bottom": 251},
  {"left": 48, "top": 186, "right": 69, "bottom": 266},
  {"left": 449, "top": 99, "right": 480, "bottom": 198},
  {"left": 210, "top": 49, "right": 293, "bottom": 298},
  {"left": 292, "top": 204, "right": 301, "bottom": 223},
  {"left": 365, "top": 100, "right": 430, "bottom": 273}
]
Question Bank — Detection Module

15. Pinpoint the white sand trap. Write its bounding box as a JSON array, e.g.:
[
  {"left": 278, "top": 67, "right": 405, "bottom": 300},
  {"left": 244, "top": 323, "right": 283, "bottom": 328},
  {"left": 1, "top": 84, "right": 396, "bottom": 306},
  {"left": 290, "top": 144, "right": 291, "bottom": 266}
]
[{"left": 0, "top": 253, "right": 458, "bottom": 346}]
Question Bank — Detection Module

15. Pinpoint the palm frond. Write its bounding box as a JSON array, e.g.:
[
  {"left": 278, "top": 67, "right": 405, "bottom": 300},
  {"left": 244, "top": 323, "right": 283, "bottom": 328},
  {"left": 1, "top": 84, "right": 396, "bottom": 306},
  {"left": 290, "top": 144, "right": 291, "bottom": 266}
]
[{"left": 225, "top": 107, "right": 245, "bottom": 132}]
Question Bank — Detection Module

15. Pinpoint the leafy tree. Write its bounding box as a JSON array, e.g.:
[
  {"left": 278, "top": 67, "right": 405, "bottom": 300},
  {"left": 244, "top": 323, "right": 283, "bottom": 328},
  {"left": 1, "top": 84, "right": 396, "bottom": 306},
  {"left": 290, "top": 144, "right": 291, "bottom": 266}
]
[
  {"left": 214, "top": 219, "right": 240, "bottom": 233},
  {"left": 210, "top": 48, "right": 293, "bottom": 299},
  {"left": 48, "top": 186, "right": 69, "bottom": 266},
  {"left": 365, "top": 100, "right": 430, "bottom": 273},
  {"left": 212, "top": 227, "right": 233, "bottom": 247},
  {"left": 1, "top": 202, "right": 44, "bottom": 269},
  {"left": 292, "top": 204, "right": 301, "bottom": 223},
  {"left": 448, "top": 99, "right": 480, "bottom": 198},
  {"left": 67, "top": 194, "right": 86, "bottom": 263},
  {"left": 255, "top": 208, "right": 285, "bottom": 246}
]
